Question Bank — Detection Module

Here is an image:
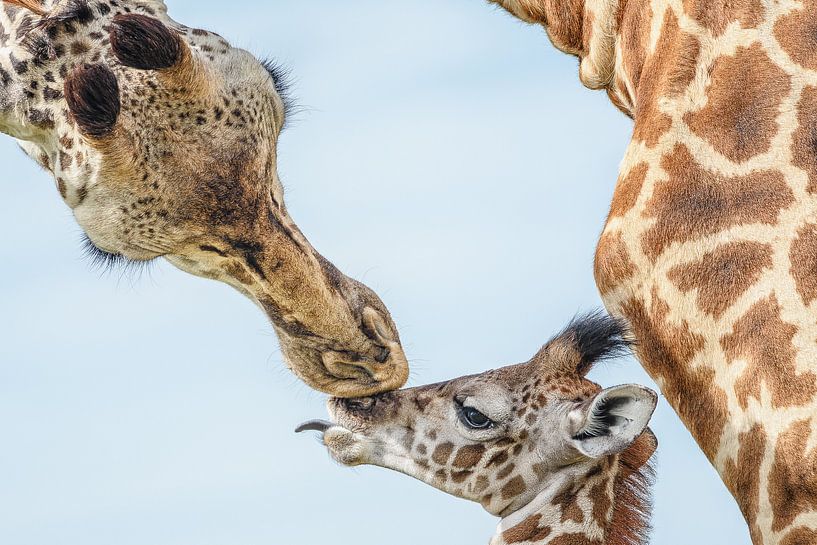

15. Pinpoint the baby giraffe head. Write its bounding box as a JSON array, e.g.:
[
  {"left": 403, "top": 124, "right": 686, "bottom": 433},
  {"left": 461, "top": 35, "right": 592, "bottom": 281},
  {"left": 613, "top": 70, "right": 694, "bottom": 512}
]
[{"left": 299, "top": 312, "right": 658, "bottom": 545}]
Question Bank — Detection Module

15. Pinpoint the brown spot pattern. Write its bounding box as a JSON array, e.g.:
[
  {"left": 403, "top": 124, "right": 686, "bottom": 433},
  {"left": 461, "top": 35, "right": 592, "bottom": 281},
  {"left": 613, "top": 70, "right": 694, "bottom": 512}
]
[
  {"left": 632, "top": 11, "right": 700, "bottom": 146},
  {"left": 791, "top": 86, "right": 817, "bottom": 194},
  {"left": 790, "top": 223, "right": 817, "bottom": 306},
  {"left": 682, "top": 0, "right": 762, "bottom": 36},
  {"left": 723, "top": 425, "right": 766, "bottom": 544},
  {"left": 590, "top": 477, "right": 613, "bottom": 528},
  {"left": 432, "top": 442, "right": 454, "bottom": 465},
  {"left": 554, "top": 489, "right": 585, "bottom": 524},
  {"left": 595, "top": 231, "right": 636, "bottom": 295},
  {"left": 452, "top": 444, "right": 486, "bottom": 469},
  {"left": 642, "top": 144, "right": 793, "bottom": 261},
  {"left": 497, "top": 463, "right": 516, "bottom": 480},
  {"left": 685, "top": 44, "right": 790, "bottom": 163},
  {"left": 502, "top": 514, "right": 552, "bottom": 544},
  {"left": 781, "top": 528, "right": 817, "bottom": 545},
  {"left": 769, "top": 419, "right": 817, "bottom": 532},
  {"left": 721, "top": 296, "right": 817, "bottom": 409},
  {"left": 501, "top": 476, "right": 526, "bottom": 500},
  {"left": 609, "top": 162, "right": 648, "bottom": 218},
  {"left": 668, "top": 241, "right": 773, "bottom": 318},
  {"left": 622, "top": 293, "right": 727, "bottom": 459},
  {"left": 618, "top": 0, "right": 653, "bottom": 98},
  {"left": 774, "top": 0, "right": 817, "bottom": 71}
]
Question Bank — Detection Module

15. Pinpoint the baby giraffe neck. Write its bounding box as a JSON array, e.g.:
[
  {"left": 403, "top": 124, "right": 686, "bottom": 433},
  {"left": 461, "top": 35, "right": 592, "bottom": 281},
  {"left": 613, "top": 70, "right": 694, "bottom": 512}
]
[{"left": 492, "top": 446, "right": 653, "bottom": 545}]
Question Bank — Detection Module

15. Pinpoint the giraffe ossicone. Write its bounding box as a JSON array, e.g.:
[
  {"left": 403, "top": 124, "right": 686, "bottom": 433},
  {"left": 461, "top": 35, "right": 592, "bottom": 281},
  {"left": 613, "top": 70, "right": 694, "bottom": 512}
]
[
  {"left": 0, "top": 0, "right": 409, "bottom": 397},
  {"left": 300, "top": 312, "right": 658, "bottom": 545}
]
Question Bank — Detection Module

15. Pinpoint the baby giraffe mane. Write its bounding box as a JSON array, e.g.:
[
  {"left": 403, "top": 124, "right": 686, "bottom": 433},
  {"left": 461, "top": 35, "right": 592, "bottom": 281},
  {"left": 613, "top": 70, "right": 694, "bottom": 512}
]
[{"left": 609, "top": 432, "right": 655, "bottom": 545}]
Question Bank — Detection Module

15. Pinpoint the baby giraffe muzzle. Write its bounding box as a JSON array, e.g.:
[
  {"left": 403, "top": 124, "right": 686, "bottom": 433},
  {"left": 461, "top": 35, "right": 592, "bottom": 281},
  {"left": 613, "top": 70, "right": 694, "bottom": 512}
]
[{"left": 298, "top": 312, "right": 658, "bottom": 545}]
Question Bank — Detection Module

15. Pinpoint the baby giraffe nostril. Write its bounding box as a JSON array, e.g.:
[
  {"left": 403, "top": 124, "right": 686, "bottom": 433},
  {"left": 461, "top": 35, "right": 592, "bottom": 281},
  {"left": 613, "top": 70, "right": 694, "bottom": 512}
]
[{"left": 344, "top": 397, "right": 375, "bottom": 412}]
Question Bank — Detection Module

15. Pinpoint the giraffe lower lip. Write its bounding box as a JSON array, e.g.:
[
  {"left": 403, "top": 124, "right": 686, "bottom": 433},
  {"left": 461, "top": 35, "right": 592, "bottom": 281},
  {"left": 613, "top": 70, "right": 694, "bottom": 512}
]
[{"left": 295, "top": 419, "right": 334, "bottom": 433}]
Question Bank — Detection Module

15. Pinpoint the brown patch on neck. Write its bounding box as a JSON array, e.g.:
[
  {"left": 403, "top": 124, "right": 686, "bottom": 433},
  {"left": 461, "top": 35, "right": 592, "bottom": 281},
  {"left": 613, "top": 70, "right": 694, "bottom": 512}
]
[
  {"left": 641, "top": 144, "right": 793, "bottom": 262},
  {"left": 502, "top": 513, "right": 552, "bottom": 544},
  {"left": 682, "top": 0, "right": 763, "bottom": 37},
  {"left": 780, "top": 528, "right": 817, "bottom": 545},
  {"left": 790, "top": 223, "right": 817, "bottom": 306},
  {"left": 723, "top": 424, "right": 766, "bottom": 544},
  {"left": 668, "top": 241, "right": 774, "bottom": 318},
  {"left": 595, "top": 232, "right": 636, "bottom": 296},
  {"left": 617, "top": 0, "right": 651, "bottom": 98},
  {"left": 553, "top": 488, "right": 586, "bottom": 524},
  {"left": 684, "top": 44, "right": 790, "bottom": 163},
  {"left": 769, "top": 419, "right": 817, "bottom": 533},
  {"left": 632, "top": 10, "right": 700, "bottom": 146},
  {"left": 773, "top": 0, "right": 817, "bottom": 72},
  {"left": 621, "top": 292, "right": 728, "bottom": 460},
  {"left": 721, "top": 295, "right": 817, "bottom": 409},
  {"left": 791, "top": 86, "right": 817, "bottom": 195}
]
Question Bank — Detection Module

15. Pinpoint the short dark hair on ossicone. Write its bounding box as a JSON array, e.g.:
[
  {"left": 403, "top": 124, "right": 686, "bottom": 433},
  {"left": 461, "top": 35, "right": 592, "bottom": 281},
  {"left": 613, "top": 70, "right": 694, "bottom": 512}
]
[{"left": 544, "top": 310, "right": 634, "bottom": 376}]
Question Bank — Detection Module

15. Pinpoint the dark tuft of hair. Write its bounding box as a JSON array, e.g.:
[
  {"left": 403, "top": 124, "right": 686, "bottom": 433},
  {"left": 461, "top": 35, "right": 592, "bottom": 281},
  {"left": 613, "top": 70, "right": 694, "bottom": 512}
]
[
  {"left": 80, "top": 234, "right": 155, "bottom": 280},
  {"left": 81, "top": 234, "right": 127, "bottom": 270},
  {"left": 110, "top": 14, "right": 182, "bottom": 71},
  {"left": 556, "top": 310, "right": 633, "bottom": 375},
  {"left": 261, "top": 58, "right": 296, "bottom": 129},
  {"left": 64, "top": 63, "right": 120, "bottom": 138}
]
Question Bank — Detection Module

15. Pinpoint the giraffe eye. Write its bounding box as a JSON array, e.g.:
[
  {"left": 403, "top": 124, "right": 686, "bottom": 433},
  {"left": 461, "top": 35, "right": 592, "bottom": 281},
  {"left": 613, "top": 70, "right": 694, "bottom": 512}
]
[{"left": 459, "top": 405, "right": 493, "bottom": 430}]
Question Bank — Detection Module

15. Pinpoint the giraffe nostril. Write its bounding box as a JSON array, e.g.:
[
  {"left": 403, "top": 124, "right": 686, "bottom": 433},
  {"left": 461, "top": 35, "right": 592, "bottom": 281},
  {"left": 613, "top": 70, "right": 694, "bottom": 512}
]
[{"left": 375, "top": 346, "right": 390, "bottom": 364}]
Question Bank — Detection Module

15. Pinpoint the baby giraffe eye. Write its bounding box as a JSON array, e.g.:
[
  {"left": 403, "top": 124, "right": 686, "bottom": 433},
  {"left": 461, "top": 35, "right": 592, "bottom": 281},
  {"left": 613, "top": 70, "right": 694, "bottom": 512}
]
[{"left": 457, "top": 403, "right": 494, "bottom": 430}]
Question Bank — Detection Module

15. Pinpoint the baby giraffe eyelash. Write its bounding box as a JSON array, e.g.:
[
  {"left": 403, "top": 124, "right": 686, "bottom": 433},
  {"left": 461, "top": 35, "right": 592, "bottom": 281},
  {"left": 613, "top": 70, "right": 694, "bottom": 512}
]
[{"left": 454, "top": 397, "right": 494, "bottom": 430}]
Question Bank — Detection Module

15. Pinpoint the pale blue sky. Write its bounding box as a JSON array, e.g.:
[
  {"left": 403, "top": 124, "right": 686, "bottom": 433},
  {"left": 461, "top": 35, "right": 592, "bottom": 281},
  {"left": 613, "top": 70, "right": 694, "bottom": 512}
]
[{"left": 0, "top": 1, "right": 748, "bottom": 544}]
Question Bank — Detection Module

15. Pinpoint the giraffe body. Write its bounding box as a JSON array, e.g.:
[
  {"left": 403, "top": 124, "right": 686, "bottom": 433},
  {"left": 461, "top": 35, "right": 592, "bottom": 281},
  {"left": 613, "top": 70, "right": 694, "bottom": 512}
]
[
  {"left": 491, "top": 1, "right": 817, "bottom": 542},
  {"left": 0, "top": 0, "right": 409, "bottom": 398},
  {"left": 301, "top": 313, "right": 658, "bottom": 545}
]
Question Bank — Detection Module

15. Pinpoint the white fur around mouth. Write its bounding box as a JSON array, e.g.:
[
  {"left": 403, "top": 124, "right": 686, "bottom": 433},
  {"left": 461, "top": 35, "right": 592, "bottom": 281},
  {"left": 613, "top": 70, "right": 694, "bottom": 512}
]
[{"left": 296, "top": 419, "right": 370, "bottom": 466}]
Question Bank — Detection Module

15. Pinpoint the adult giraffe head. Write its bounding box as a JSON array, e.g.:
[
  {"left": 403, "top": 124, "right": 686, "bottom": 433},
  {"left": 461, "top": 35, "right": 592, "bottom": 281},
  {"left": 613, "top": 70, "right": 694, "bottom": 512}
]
[
  {"left": 300, "top": 313, "right": 658, "bottom": 544},
  {"left": 0, "top": 0, "right": 409, "bottom": 397}
]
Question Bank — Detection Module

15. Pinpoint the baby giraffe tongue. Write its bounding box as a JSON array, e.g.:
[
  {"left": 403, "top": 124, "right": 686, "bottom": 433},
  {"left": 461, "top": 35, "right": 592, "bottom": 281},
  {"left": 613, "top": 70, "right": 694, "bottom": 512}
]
[{"left": 295, "top": 420, "right": 333, "bottom": 433}]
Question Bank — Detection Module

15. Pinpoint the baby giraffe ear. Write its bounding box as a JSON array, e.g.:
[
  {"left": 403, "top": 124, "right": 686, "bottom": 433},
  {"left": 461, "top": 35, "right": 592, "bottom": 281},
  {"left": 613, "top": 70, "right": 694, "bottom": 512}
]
[{"left": 567, "top": 384, "right": 658, "bottom": 459}]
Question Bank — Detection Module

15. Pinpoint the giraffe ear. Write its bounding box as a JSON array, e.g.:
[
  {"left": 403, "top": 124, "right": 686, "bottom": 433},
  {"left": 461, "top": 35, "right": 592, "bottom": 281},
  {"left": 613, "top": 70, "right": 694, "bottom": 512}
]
[{"left": 567, "top": 384, "right": 658, "bottom": 459}]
